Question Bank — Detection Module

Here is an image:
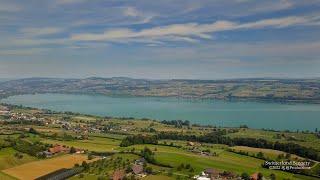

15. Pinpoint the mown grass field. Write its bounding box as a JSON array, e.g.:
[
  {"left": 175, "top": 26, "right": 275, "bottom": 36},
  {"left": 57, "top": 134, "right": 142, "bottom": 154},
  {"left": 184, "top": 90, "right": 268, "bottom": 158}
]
[
  {"left": 119, "top": 143, "right": 316, "bottom": 180},
  {"left": 143, "top": 175, "right": 175, "bottom": 180},
  {"left": 227, "top": 129, "right": 320, "bottom": 151},
  {"left": 41, "top": 136, "right": 121, "bottom": 152},
  {"left": 3, "top": 154, "right": 97, "bottom": 180},
  {"left": 230, "top": 146, "right": 305, "bottom": 160},
  {"left": 0, "top": 148, "right": 37, "bottom": 170}
]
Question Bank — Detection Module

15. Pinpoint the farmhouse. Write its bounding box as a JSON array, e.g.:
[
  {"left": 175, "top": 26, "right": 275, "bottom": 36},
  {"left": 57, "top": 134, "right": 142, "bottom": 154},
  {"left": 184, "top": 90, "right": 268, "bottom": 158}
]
[
  {"left": 132, "top": 164, "right": 145, "bottom": 177},
  {"left": 193, "top": 172, "right": 210, "bottom": 180},
  {"left": 204, "top": 168, "right": 220, "bottom": 179},
  {"left": 113, "top": 169, "right": 125, "bottom": 180},
  {"left": 75, "top": 148, "right": 85, "bottom": 154},
  {"left": 187, "top": 141, "right": 195, "bottom": 146},
  {"left": 135, "top": 157, "right": 146, "bottom": 165},
  {"left": 49, "top": 144, "right": 70, "bottom": 154},
  {"left": 0, "top": 110, "right": 9, "bottom": 115},
  {"left": 38, "top": 151, "right": 53, "bottom": 158},
  {"left": 194, "top": 168, "right": 237, "bottom": 180},
  {"left": 250, "top": 172, "right": 260, "bottom": 180}
]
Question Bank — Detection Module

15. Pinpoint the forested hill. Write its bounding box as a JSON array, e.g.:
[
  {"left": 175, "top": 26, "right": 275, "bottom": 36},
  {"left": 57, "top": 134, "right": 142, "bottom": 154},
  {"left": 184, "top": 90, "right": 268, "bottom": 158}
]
[{"left": 0, "top": 77, "right": 319, "bottom": 103}]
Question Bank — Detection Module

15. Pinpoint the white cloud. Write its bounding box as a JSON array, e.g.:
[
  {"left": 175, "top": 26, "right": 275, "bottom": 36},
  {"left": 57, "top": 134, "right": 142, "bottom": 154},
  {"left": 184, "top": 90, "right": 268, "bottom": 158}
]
[
  {"left": 123, "top": 7, "right": 140, "bottom": 17},
  {"left": 240, "top": 0, "right": 293, "bottom": 14},
  {"left": 71, "top": 15, "right": 320, "bottom": 43},
  {"left": 71, "top": 21, "right": 235, "bottom": 42},
  {"left": 21, "top": 27, "right": 64, "bottom": 37},
  {"left": 122, "top": 6, "right": 155, "bottom": 24},
  {"left": 238, "top": 16, "right": 309, "bottom": 29}
]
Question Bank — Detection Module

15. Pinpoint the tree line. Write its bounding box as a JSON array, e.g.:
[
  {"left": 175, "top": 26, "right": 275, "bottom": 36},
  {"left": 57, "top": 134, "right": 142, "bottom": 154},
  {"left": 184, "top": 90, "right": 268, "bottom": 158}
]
[{"left": 120, "top": 131, "right": 320, "bottom": 161}]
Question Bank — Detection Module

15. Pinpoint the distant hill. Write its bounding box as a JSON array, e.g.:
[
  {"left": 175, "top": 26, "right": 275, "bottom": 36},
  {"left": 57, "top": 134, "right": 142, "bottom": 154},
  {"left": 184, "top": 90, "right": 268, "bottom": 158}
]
[{"left": 0, "top": 77, "right": 319, "bottom": 103}]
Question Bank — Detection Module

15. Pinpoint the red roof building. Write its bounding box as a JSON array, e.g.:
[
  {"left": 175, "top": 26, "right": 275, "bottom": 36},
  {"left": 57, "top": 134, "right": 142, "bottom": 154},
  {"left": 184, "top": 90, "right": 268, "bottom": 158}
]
[
  {"left": 132, "top": 164, "right": 144, "bottom": 175},
  {"left": 113, "top": 169, "right": 125, "bottom": 180},
  {"left": 250, "top": 172, "right": 259, "bottom": 180},
  {"left": 49, "top": 144, "right": 70, "bottom": 154}
]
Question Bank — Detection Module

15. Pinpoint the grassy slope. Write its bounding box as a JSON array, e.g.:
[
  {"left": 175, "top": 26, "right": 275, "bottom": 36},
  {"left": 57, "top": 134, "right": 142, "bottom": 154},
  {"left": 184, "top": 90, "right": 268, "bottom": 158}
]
[
  {"left": 70, "top": 153, "right": 141, "bottom": 180},
  {"left": 119, "top": 144, "right": 315, "bottom": 180},
  {"left": 0, "top": 147, "right": 37, "bottom": 170},
  {"left": 230, "top": 146, "right": 305, "bottom": 160},
  {"left": 41, "top": 136, "right": 121, "bottom": 152},
  {"left": 143, "top": 175, "right": 175, "bottom": 180},
  {"left": 227, "top": 129, "right": 320, "bottom": 151},
  {"left": 0, "top": 171, "right": 17, "bottom": 180}
]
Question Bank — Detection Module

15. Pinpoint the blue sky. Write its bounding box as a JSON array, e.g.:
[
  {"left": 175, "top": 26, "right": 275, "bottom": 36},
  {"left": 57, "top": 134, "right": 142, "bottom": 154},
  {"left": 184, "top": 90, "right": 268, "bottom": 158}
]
[{"left": 0, "top": 0, "right": 320, "bottom": 79}]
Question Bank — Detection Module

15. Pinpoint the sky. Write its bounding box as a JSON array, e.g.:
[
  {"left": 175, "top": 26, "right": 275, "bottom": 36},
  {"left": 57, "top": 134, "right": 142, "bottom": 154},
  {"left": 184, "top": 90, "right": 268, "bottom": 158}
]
[{"left": 0, "top": 0, "right": 320, "bottom": 79}]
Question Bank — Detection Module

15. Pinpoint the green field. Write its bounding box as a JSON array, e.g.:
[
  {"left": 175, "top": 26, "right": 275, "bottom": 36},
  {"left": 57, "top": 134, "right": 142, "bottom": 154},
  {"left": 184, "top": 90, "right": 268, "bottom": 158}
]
[
  {"left": 70, "top": 153, "right": 141, "bottom": 180},
  {"left": 0, "top": 171, "right": 17, "bottom": 180},
  {"left": 119, "top": 144, "right": 316, "bottom": 180},
  {"left": 0, "top": 148, "right": 37, "bottom": 170},
  {"left": 0, "top": 105, "right": 319, "bottom": 180},
  {"left": 143, "top": 175, "right": 174, "bottom": 180},
  {"left": 230, "top": 146, "right": 305, "bottom": 160},
  {"left": 41, "top": 136, "right": 121, "bottom": 152},
  {"left": 227, "top": 129, "right": 320, "bottom": 151}
]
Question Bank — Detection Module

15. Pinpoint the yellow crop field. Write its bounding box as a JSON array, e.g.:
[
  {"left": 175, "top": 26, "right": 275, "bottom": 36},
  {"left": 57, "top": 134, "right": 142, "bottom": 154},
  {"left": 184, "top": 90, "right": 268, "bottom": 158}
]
[{"left": 2, "top": 154, "right": 96, "bottom": 180}]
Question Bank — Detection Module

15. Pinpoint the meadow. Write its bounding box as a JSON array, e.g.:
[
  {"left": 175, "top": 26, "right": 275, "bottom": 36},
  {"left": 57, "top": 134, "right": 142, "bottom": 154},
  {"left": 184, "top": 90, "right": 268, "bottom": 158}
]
[
  {"left": 119, "top": 144, "right": 316, "bottom": 180},
  {"left": 0, "top": 148, "right": 37, "bottom": 170},
  {"left": 0, "top": 105, "right": 319, "bottom": 180},
  {"left": 227, "top": 129, "right": 320, "bottom": 151},
  {"left": 40, "top": 136, "right": 121, "bottom": 152}
]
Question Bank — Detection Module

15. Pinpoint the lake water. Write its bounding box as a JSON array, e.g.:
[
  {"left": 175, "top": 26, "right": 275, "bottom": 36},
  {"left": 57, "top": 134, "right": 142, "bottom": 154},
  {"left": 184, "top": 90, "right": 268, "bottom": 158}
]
[{"left": 2, "top": 93, "right": 320, "bottom": 131}]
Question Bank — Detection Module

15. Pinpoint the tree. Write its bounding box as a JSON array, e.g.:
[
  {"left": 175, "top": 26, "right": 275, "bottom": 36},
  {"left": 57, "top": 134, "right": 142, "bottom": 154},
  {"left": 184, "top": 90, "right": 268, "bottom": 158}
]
[
  {"left": 81, "top": 161, "right": 89, "bottom": 170},
  {"left": 145, "top": 167, "right": 153, "bottom": 174},
  {"left": 29, "top": 127, "right": 38, "bottom": 134},
  {"left": 256, "top": 152, "right": 264, "bottom": 159},
  {"left": 88, "top": 153, "right": 94, "bottom": 160},
  {"left": 180, "top": 163, "right": 185, "bottom": 169},
  {"left": 270, "top": 173, "right": 276, "bottom": 180},
  {"left": 141, "top": 147, "right": 156, "bottom": 163},
  {"left": 285, "top": 153, "right": 291, "bottom": 159},
  {"left": 177, "top": 166, "right": 182, "bottom": 171},
  {"left": 70, "top": 146, "right": 76, "bottom": 153},
  {"left": 241, "top": 172, "right": 250, "bottom": 180}
]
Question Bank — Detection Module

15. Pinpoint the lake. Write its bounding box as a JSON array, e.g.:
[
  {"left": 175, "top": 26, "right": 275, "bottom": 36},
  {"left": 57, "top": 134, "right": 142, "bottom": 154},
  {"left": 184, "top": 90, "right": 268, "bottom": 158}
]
[{"left": 2, "top": 93, "right": 320, "bottom": 131}]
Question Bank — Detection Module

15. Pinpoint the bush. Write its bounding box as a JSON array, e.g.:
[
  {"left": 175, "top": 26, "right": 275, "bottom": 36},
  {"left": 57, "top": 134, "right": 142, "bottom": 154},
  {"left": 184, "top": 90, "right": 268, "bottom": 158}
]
[
  {"left": 241, "top": 172, "right": 250, "bottom": 180},
  {"left": 88, "top": 154, "right": 94, "bottom": 160},
  {"left": 270, "top": 173, "right": 276, "bottom": 180},
  {"left": 145, "top": 167, "right": 153, "bottom": 174}
]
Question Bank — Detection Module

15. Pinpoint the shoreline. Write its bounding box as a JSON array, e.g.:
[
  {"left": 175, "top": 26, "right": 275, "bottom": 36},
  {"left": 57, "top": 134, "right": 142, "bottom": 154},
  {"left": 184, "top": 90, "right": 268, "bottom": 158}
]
[{"left": 1, "top": 101, "right": 319, "bottom": 133}]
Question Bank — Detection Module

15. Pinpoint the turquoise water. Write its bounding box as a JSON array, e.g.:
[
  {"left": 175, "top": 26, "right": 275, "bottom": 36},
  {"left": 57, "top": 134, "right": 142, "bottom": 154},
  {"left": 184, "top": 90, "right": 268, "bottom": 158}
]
[{"left": 2, "top": 93, "right": 320, "bottom": 131}]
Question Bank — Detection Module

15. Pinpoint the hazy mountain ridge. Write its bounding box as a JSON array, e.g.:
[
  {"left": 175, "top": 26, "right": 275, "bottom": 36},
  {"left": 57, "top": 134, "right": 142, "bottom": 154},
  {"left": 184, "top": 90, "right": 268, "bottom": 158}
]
[{"left": 0, "top": 77, "right": 319, "bottom": 102}]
